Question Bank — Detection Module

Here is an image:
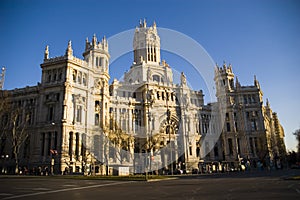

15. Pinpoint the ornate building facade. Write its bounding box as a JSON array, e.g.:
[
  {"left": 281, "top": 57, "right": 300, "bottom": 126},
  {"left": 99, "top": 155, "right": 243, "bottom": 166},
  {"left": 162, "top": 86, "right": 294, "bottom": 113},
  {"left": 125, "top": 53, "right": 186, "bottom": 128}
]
[{"left": 0, "top": 21, "right": 286, "bottom": 175}]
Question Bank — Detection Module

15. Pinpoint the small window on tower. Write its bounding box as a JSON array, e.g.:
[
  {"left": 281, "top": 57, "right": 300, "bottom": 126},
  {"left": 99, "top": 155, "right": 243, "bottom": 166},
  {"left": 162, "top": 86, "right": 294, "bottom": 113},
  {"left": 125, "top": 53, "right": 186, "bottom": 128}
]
[
  {"left": 153, "top": 75, "right": 160, "bottom": 82},
  {"left": 96, "top": 57, "right": 99, "bottom": 67},
  {"left": 100, "top": 57, "right": 104, "bottom": 67}
]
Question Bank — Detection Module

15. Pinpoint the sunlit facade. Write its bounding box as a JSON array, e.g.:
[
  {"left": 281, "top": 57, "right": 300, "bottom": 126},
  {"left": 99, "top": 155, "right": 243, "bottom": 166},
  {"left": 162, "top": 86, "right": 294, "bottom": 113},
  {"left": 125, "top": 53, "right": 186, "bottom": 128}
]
[{"left": 0, "top": 21, "right": 286, "bottom": 175}]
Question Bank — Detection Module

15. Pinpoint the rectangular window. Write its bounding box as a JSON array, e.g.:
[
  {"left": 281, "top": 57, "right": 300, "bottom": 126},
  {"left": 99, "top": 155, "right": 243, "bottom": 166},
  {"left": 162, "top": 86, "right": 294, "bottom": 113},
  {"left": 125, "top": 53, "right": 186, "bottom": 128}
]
[
  {"left": 48, "top": 106, "right": 54, "bottom": 121},
  {"left": 73, "top": 70, "right": 77, "bottom": 82},
  {"left": 214, "top": 145, "right": 219, "bottom": 157},
  {"left": 69, "top": 132, "right": 73, "bottom": 157},
  {"left": 100, "top": 57, "right": 104, "bottom": 67},
  {"left": 76, "top": 106, "right": 82, "bottom": 123},
  {"left": 226, "top": 113, "right": 230, "bottom": 121},
  {"left": 246, "top": 112, "right": 250, "bottom": 119},
  {"left": 226, "top": 122, "right": 231, "bottom": 132},
  {"left": 189, "top": 146, "right": 192, "bottom": 156},
  {"left": 228, "top": 138, "right": 233, "bottom": 155},
  {"left": 41, "top": 133, "right": 45, "bottom": 156},
  {"left": 110, "top": 118, "right": 113, "bottom": 130},
  {"left": 82, "top": 73, "right": 87, "bottom": 86},
  {"left": 250, "top": 137, "right": 254, "bottom": 154},
  {"left": 54, "top": 131, "right": 58, "bottom": 150},
  {"left": 244, "top": 95, "right": 247, "bottom": 104},
  {"left": 56, "top": 93, "right": 60, "bottom": 101},
  {"left": 75, "top": 133, "right": 79, "bottom": 158},
  {"left": 95, "top": 114, "right": 100, "bottom": 125},
  {"left": 251, "top": 119, "right": 257, "bottom": 131},
  {"left": 81, "top": 134, "right": 86, "bottom": 158},
  {"left": 78, "top": 72, "right": 82, "bottom": 84},
  {"left": 254, "top": 137, "right": 258, "bottom": 154},
  {"left": 47, "top": 132, "right": 51, "bottom": 156}
]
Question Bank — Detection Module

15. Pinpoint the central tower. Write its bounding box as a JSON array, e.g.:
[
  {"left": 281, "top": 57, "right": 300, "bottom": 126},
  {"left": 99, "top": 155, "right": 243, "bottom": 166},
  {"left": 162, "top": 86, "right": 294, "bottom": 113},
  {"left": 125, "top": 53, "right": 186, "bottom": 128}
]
[{"left": 133, "top": 19, "right": 161, "bottom": 65}]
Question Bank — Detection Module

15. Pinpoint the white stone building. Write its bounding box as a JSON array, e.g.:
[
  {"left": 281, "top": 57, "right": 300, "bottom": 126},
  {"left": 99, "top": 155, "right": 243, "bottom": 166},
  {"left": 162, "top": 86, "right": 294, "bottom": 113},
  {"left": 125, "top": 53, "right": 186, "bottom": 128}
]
[{"left": 0, "top": 20, "right": 286, "bottom": 175}]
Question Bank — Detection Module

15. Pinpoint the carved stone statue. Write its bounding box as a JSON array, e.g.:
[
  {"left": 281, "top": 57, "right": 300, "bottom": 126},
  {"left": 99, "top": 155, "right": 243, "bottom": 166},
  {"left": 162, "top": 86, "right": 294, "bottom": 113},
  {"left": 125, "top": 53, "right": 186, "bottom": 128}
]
[{"left": 181, "top": 72, "right": 186, "bottom": 85}]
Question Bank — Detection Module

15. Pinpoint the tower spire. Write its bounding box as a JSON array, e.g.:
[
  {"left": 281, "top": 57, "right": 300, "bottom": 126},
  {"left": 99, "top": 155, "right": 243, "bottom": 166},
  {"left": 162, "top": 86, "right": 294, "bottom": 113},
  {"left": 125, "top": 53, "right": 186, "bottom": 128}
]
[
  {"left": 92, "top": 34, "right": 97, "bottom": 46},
  {"left": 66, "top": 40, "right": 73, "bottom": 57},
  {"left": 235, "top": 76, "right": 241, "bottom": 89}
]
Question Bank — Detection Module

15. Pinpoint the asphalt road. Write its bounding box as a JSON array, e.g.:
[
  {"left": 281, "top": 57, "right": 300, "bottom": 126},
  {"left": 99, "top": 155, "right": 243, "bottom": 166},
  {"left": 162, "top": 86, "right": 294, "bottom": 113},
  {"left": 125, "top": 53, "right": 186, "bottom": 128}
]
[{"left": 0, "top": 170, "right": 299, "bottom": 200}]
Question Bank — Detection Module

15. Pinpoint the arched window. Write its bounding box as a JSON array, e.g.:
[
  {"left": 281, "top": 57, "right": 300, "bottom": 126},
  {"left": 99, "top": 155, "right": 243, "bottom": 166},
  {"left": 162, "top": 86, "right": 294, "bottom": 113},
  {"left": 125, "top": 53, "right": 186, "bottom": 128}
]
[{"left": 153, "top": 75, "right": 160, "bottom": 82}]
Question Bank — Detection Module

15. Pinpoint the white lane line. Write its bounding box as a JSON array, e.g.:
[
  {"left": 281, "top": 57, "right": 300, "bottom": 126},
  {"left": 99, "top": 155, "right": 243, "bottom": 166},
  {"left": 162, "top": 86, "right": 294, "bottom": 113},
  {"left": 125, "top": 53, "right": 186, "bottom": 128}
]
[
  {"left": 0, "top": 193, "right": 13, "bottom": 196},
  {"left": 3, "top": 181, "right": 132, "bottom": 199}
]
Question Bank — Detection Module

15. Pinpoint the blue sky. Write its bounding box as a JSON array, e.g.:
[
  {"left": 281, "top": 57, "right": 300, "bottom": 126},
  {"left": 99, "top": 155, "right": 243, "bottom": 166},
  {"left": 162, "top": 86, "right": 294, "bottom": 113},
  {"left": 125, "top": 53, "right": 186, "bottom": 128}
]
[{"left": 0, "top": 0, "right": 299, "bottom": 151}]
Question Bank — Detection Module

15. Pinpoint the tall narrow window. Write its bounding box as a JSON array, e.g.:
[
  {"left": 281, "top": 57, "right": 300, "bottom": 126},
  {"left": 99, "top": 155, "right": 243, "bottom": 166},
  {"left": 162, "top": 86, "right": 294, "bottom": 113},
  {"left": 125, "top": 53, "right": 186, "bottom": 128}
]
[
  {"left": 58, "top": 70, "right": 62, "bottom": 81},
  {"left": 78, "top": 72, "right": 82, "bottom": 84},
  {"left": 250, "top": 137, "right": 254, "bottom": 154},
  {"left": 100, "top": 57, "right": 103, "bottom": 67},
  {"left": 73, "top": 70, "right": 77, "bottom": 82},
  {"left": 189, "top": 146, "right": 192, "bottom": 156},
  {"left": 41, "top": 133, "right": 45, "bottom": 156},
  {"left": 254, "top": 137, "right": 258, "bottom": 154},
  {"left": 214, "top": 145, "right": 219, "bottom": 157},
  {"left": 95, "top": 114, "right": 100, "bottom": 125},
  {"left": 81, "top": 134, "right": 86, "bottom": 158},
  {"left": 96, "top": 57, "right": 99, "bottom": 67},
  {"left": 76, "top": 106, "right": 82, "bottom": 123},
  {"left": 48, "top": 106, "right": 54, "bottom": 121},
  {"left": 75, "top": 132, "right": 79, "bottom": 158},
  {"left": 226, "top": 122, "right": 231, "bottom": 132},
  {"left": 69, "top": 132, "right": 73, "bottom": 157},
  {"left": 54, "top": 131, "right": 58, "bottom": 150},
  {"left": 228, "top": 138, "right": 233, "bottom": 155},
  {"left": 47, "top": 132, "right": 51, "bottom": 156},
  {"left": 82, "top": 73, "right": 87, "bottom": 86},
  {"left": 251, "top": 119, "right": 257, "bottom": 131}
]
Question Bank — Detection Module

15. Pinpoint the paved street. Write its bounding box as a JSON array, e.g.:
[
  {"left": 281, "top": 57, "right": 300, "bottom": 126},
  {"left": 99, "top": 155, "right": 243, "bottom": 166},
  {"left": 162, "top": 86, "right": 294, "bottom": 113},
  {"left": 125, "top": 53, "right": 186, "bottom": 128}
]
[{"left": 0, "top": 170, "right": 299, "bottom": 200}]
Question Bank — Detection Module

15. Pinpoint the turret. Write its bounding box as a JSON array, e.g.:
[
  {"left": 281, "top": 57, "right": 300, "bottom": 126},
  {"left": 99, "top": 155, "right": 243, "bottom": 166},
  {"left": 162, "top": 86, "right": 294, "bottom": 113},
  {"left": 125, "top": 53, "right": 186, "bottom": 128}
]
[
  {"left": 83, "top": 34, "right": 110, "bottom": 72},
  {"left": 214, "top": 61, "right": 235, "bottom": 97},
  {"left": 133, "top": 19, "right": 161, "bottom": 65}
]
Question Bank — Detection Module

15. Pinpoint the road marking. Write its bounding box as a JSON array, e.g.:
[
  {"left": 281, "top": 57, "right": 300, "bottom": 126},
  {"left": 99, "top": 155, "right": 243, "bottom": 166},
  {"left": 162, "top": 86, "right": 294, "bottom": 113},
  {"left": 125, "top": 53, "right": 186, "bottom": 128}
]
[
  {"left": 3, "top": 181, "right": 132, "bottom": 199},
  {"left": 0, "top": 193, "right": 13, "bottom": 196},
  {"left": 31, "top": 188, "right": 50, "bottom": 191}
]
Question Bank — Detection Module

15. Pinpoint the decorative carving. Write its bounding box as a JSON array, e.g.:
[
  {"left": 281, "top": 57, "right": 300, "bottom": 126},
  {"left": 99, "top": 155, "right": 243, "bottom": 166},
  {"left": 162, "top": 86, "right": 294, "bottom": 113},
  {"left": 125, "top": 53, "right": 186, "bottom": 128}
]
[
  {"left": 94, "top": 78, "right": 103, "bottom": 89},
  {"left": 147, "top": 68, "right": 152, "bottom": 81},
  {"left": 181, "top": 72, "right": 186, "bottom": 86}
]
